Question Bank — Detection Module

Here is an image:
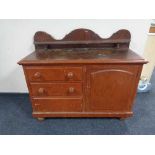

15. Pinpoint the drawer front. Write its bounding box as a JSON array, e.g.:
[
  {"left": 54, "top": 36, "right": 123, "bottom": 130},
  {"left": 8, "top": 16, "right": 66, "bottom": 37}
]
[
  {"left": 30, "top": 83, "right": 82, "bottom": 97},
  {"left": 32, "top": 98, "right": 82, "bottom": 112},
  {"left": 25, "top": 67, "right": 83, "bottom": 82}
]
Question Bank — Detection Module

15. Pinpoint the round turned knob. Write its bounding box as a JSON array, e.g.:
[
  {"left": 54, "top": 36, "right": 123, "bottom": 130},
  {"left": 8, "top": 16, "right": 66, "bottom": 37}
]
[
  {"left": 34, "top": 72, "right": 41, "bottom": 78},
  {"left": 68, "top": 87, "right": 75, "bottom": 93},
  {"left": 38, "top": 88, "right": 45, "bottom": 94},
  {"left": 67, "top": 72, "right": 74, "bottom": 79}
]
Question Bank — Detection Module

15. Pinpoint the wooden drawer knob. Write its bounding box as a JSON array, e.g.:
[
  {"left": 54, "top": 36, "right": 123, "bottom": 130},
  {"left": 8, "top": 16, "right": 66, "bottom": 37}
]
[
  {"left": 38, "top": 88, "right": 45, "bottom": 94},
  {"left": 68, "top": 87, "right": 75, "bottom": 93},
  {"left": 34, "top": 72, "right": 41, "bottom": 78},
  {"left": 67, "top": 72, "right": 74, "bottom": 79}
]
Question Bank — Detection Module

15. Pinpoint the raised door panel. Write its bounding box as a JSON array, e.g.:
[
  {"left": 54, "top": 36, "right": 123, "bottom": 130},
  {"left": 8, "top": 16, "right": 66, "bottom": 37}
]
[{"left": 87, "top": 65, "right": 139, "bottom": 112}]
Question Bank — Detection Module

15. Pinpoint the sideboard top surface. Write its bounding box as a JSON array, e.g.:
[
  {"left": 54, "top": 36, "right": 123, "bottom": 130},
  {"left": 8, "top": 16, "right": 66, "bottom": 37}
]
[
  {"left": 18, "top": 48, "right": 147, "bottom": 65},
  {"left": 18, "top": 28, "right": 147, "bottom": 65}
]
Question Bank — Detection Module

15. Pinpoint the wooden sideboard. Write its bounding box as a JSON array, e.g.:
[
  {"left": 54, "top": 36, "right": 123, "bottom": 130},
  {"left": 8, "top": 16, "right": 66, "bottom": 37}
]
[{"left": 18, "top": 28, "right": 147, "bottom": 120}]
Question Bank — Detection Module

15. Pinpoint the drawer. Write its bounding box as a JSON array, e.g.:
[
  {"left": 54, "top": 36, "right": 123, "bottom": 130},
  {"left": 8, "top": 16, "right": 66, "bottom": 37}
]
[
  {"left": 30, "top": 83, "right": 82, "bottom": 97},
  {"left": 32, "top": 98, "right": 82, "bottom": 112},
  {"left": 25, "top": 66, "right": 83, "bottom": 82}
]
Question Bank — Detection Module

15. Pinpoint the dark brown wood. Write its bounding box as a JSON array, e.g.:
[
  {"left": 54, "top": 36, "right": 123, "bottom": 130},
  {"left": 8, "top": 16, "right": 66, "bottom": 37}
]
[
  {"left": 18, "top": 28, "right": 147, "bottom": 120},
  {"left": 24, "top": 66, "right": 83, "bottom": 82},
  {"left": 33, "top": 29, "right": 131, "bottom": 50},
  {"left": 18, "top": 49, "right": 147, "bottom": 65},
  {"left": 87, "top": 65, "right": 139, "bottom": 112},
  {"left": 32, "top": 98, "right": 83, "bottom": 112},
  {"left": 32, "top": 112, "right": 133, "bottom": 118},
  {"left": 30, "top": 83, "right": 82, "bottom": 97}
]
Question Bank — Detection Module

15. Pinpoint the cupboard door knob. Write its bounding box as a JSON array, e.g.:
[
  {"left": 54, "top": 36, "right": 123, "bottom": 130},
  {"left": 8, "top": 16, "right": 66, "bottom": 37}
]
[
  {"left": 38, "top": 88, "right": 45, "bottom": 94},
  {"left": 34, "top": 72, "right": 41, "bottom": 78},
  {"left": 68, "top": 87, "right": 75, "bottom": 93},
  {"left": 67, "top": 72, "right": 74, "bottom": 79}
]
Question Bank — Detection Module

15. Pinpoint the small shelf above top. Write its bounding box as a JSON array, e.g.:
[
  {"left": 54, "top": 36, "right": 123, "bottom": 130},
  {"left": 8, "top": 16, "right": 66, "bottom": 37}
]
[
  {"left": 34, "top": 39, "right": 130, "bottom": 45},
  {"left": 34, "top": 28, "right": 131, "bottom": 50}
]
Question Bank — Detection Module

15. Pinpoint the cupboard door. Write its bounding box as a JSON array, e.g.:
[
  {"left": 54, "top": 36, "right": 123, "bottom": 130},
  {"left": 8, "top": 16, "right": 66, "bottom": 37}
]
[{"left": 87, "top": 65, "right": 139, "bottom": 111}]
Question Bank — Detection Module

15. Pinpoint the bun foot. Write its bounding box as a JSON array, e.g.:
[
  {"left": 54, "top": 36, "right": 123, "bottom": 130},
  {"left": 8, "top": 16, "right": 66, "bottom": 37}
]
[{"left": 37, "top": 117, "right": 45, "bottom": 121}]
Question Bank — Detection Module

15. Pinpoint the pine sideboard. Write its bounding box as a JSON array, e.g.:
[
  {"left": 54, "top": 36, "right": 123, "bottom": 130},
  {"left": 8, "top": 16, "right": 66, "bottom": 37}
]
[{"left": 18, "top": 28, "right": 147, "bottom": 120}]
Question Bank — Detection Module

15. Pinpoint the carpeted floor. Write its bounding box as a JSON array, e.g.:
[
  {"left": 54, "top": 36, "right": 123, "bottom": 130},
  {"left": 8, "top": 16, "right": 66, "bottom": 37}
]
[{"left": 0, "top": 71, "right": 155, "bottom": 135}]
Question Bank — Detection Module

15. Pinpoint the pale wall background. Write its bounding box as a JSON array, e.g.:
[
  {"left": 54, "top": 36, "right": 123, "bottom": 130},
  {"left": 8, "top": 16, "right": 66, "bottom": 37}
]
[{"left": 0, "top": 19, "right": 151, "bottom": 92}]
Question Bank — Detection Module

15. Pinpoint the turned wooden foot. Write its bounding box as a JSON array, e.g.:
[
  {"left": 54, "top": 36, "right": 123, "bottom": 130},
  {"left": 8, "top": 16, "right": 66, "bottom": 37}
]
[{"left": 37, "top": 117, "right": 45, "bottom": 121}]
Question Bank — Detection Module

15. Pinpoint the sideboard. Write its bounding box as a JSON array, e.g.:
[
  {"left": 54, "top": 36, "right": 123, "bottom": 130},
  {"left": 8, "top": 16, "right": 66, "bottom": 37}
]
[{"left": 18, "top": 28, "right": 147, "bottom": 120}]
